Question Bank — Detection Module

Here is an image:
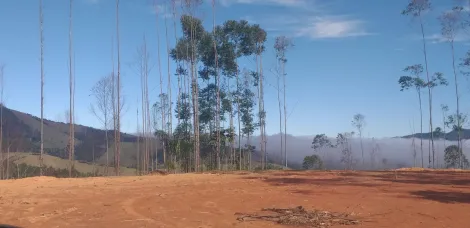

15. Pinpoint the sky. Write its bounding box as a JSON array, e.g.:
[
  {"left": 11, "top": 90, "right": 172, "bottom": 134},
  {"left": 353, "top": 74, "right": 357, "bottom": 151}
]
[{"left": 0, "top": 0, "right": 469, "bottom": 138}]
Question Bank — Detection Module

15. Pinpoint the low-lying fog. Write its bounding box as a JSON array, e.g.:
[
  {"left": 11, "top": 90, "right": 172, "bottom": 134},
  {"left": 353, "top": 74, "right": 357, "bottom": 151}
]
[{"left": 243, "top": 134, "right": 469, "bottom": 170}]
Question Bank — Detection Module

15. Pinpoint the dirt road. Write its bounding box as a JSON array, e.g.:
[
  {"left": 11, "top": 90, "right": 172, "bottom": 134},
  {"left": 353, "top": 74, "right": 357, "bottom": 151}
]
[{"left": 0, "top": 170, "right": 469, "bottom": 228}]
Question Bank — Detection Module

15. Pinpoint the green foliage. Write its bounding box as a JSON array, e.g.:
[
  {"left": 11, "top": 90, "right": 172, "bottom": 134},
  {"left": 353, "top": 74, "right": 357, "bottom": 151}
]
[
  {"left": 401, "top": 0, "right": 431, "bottom": 17},
  {"left": 198, "top": 83, "right": 227, "bottom": 132},
  {"left": 239, "top": 71, "right": 257, "bottom": 137},
  {"left": 433, "top": 127, "right": 444, "bottom": 138},
  {"left": 351, "top": 113, "right": 366, "bottom": 133},
  {"left": 444, "top": 145, "right": 469, "bottom": 169},
  {"left": 428, "top": 72, "right": 448, "bottom": 88},
  {"left": 175, "top": 93, "right": 192, "bottom": 122},
  {"left": 445, "top": 113, "right": 467, "bottom": 132},
  {"left": 336, "top": 132, "right": 355, "bottom": 169},
  {"left": 153, "top": 93, "right": 171, "bottom": 132},
  {"left": 168, "top": 138, "right": 193, "bottom": 172},
  {"left": 398, "top": 64, "right": 426, "bottom": 91},
  {"left": 461, "top": 50, "right": 470, "bottom": 71},
  {"left": 274, "top": 36, "right": 293, "bottom": 64},
  {"left": 311, "top": 134, "right": 334, "bottom": 153},
  {"left": 154, "top": 13, "right": 269, "bottom": 172},
  {"left": 180, "top": 15, "right": 205, "bottom": 41},
  {"left": 170, "top": 38, "right": 193, "bottom": 62},
  {"left": 302, "top": 155, "right": 323, "bottom": 170}
]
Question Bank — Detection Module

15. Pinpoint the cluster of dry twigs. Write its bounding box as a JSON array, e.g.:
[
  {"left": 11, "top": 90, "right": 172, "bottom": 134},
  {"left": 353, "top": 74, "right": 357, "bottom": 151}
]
[{"left": 235, "top": 206, "right": 359, "bottom": 227}]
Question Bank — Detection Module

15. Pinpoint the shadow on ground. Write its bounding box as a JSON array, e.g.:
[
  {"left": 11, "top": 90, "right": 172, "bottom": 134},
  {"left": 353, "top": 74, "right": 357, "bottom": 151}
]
[
  {"left": 0, "top": 225, "right": 22, "bottom": 228},
  {"left": 373, "top": 172, "right": 470, "bottom": 186},
  {"left": 242, "top": 171, "right": 470, "bottom": 204},
  {"left": 242, "top": 175, "right": 385, "bottom": 188},
  {"left": 409, "top": 190, "right": 470, "bottom": 204}
]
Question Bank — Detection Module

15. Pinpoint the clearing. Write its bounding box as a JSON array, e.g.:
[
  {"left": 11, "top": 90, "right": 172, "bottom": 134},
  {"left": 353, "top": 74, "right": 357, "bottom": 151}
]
[{"left": 0, "top": 170, "right": 469, "bottom": 228}]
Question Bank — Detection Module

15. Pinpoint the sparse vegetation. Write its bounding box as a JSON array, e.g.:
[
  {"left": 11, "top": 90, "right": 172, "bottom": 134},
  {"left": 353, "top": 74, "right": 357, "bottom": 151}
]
[
  {"left": 302, "top": 155, "right": 323, "bottom": 170},
  {"left": 0, "top": 0, "right": 468, "bottom": 178}
]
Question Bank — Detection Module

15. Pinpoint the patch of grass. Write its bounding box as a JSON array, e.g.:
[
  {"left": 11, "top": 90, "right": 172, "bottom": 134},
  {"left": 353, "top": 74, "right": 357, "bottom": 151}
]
[{"left": 5, "top": 152, "right": 136, "bottom": 176}]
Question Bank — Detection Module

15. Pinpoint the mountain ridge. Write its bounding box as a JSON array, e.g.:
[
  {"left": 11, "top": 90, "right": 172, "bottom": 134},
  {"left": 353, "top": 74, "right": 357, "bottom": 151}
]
[
  {"left": 1, "top": 105, "right": 139, "bottom": 165},
  {"left": 400, "top": 129, "right": 468, "bottom": 141}
]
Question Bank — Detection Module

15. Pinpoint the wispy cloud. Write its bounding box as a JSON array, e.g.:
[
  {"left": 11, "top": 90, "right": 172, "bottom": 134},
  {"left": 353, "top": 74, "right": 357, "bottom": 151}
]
[
  {"left": 246, "top": 13, "right": 373, "bottom": 40},
  {"left": 294, "top": 16, "right": 373, "bottom": 39},
  {"left": 424, "top": 33, "right": 470, "bottom": 44},
  {"left": 227, "top": 0, "right": 373, "bottom": 40},
  {"left": 219, "top": 0, "right": 309, "bottom": 7}
]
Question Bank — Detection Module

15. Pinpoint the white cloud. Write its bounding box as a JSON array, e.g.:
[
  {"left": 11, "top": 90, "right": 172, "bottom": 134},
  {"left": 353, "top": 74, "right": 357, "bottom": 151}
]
[
  {"left": 219, "top": 0, "right": 308, "bottom": 7},
  {"left": 294, "top": 17, "right": 372, "bottom": 39},
  {"left": 227, "top": 0, "right": 373, "bottom": 40},
  {"left": 425, "top": 33, "right": 470, "bottom": 44}
]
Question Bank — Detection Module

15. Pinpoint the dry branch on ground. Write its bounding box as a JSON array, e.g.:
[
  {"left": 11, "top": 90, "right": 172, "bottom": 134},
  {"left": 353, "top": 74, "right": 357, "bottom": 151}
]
[{"left": 235, "top": 206, "right": 359, "bottom": 227}]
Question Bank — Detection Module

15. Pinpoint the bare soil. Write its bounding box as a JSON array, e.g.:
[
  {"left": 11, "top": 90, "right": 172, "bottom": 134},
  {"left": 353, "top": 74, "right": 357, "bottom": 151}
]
[{"left": 0, "top": 170, "right": 469, "bottom": 228}]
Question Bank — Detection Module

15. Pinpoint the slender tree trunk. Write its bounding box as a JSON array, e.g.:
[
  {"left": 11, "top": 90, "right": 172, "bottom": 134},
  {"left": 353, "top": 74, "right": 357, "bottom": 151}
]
[
  {"left": 419, "top": 16, "right": 434, "bottom": 168},
  {"left": 187, "top": 7, "right": 200, "bottom": 172},
  {"left": 184, "top": 60, "right": 192, "bottom": 172},
  {"left": 235, "top": 67, "right": 242, "bottom": 171},
  {"left": 171, "top": 0, "right": 181, "bottom": 172},
  {"left": 165, "top": 18, "right": 173, "bottom": 138},
  {"left": 68, "top": 0, "right": 74, "bottom": 178},
  {"left": 282, "top": 58, "right": 287, "bottom": 168},
  {"left": 248, "top": 134, "right": 251, "bottom": 170},
  {"left": 6, "top": 146, "right": 9, "bottom": 179},
  {"left": 109, "top": 36, "right": 115, "bottom": 176},
  {"left": 194, "top": 45, "right": 200, "bottom": 171},
  {"left": 105, "top": 123, "right": 109, "bottom": 175},
  {"left": 276, "top": 62, "right": 283, "bottom": 166},
  {"left": 137, "top": 106, "right": 140, "bottom": 175},
  {"left": 111, "top": 33, "right": 117, "bottom": 176},
  {"left": 140, "top": 56, "right": 146, "bottom": 173},
  {"left": 72, "top": 50, "right": 76, "bottom": 175},
  {"left": 92, "top": 141, "right": 95, "bottom": 176},
  {"left": 165, "top": 17, "right": 172, "bottom": 140},
  {"left": 115, "top": 0, "right": 122, "bottom": 176},
  {"left": 229, "top": 81, "right": 235, "bottom": 170},
  {"left": 260, "top": 54, "right": 267, "bottom": 168},
  {"left": 359, "top": 131, "right": 364, "bottom": 167},
  {"left": 39, "top": 0, "right": 45, "bottom": 176},
  {"left": 145, "top": 36, "right": 151, "bottom": 173},
  {"left": 155, "top": 12, "right": 166, "bottom": 170},
  {"left": 442, "top": 110, "right": 447, "bottom": 169},
  {"left": 451, "top": 41, "right": 462, "bottom": 168},
  {"left": 145, "top": 55, "right": 151, "bottom": 173},
  {"left": 0, "top": 65, "right": 4, "bottom": 179},
  {"left": 142, "top": 40, "right": 147, "bottom": 174},
  {"left": 211, "top": 0, "right": 221, "bottom": 170},
  {"left": 410, "top": 119, "right": 417, "bottom": 167},
  {"left": 255, "top": 53, "right": 263, "bottom": 169},
  {"left": 418, "top": 89, "right": 424, "bottom": 168}
]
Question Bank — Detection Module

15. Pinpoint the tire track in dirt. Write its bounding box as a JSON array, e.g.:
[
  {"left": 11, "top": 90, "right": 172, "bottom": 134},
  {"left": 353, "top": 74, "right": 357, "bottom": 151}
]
[
  {"left": 121, "top": 196, "right": 161, "bottom": 225},
  {"left": 22, "top": 207, "right": 78, "bottom": 224}
]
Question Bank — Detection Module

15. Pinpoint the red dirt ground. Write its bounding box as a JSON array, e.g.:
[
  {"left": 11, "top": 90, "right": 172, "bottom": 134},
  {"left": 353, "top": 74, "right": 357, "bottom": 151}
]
[{"left": 0, "top": 170, "right": 469, "bottom": 228}]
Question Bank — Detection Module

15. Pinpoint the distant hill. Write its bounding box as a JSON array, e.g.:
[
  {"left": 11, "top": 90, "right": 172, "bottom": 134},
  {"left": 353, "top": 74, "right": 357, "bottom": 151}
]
[
  {"left": 400, "top": 129, "right": 469, "bottom": 141},
  {"left": 0, "top": 105, "right": 140, "bottom": 167},
  {"left": 0, "top": 105, "right": 270, "bottom": 170}
]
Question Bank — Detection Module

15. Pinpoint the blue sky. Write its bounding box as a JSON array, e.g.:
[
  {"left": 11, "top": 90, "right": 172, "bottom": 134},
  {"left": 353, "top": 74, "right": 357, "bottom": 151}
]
[{"left": 0, "top": 0, "right": 468, "bottom": 138}]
